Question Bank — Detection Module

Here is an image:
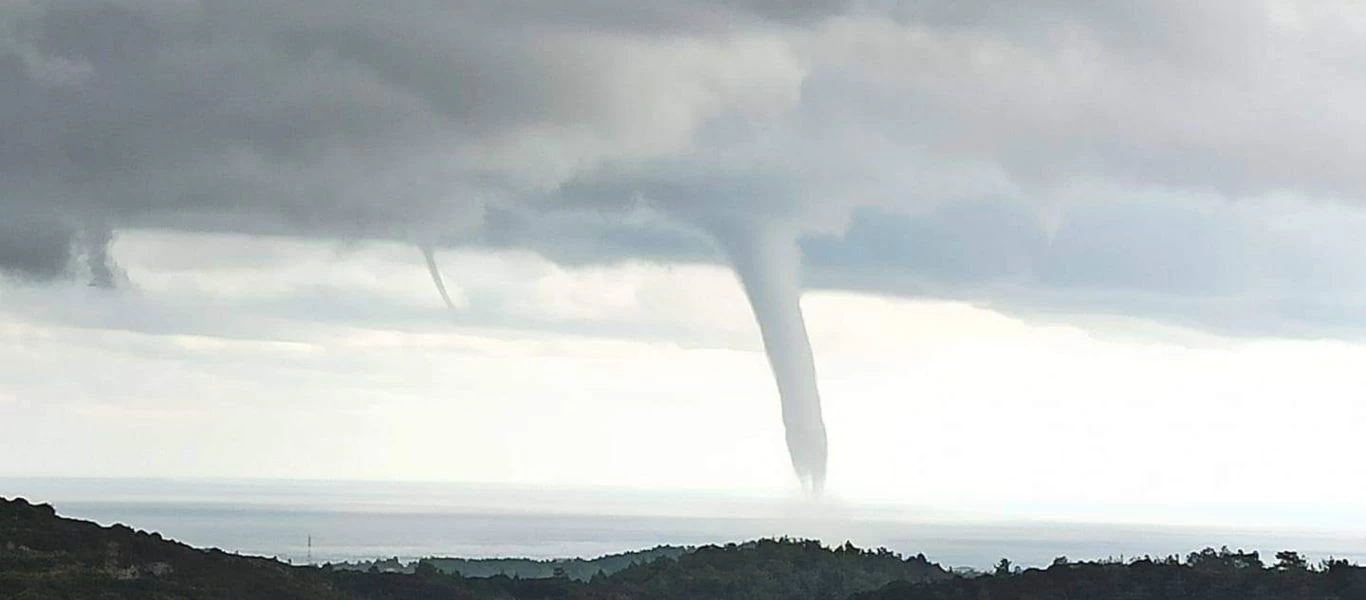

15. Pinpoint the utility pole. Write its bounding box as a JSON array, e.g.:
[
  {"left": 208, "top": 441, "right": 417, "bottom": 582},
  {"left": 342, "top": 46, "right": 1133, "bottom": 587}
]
[{"left": 307, "top": 535, "right": 312, "bottom": 566}]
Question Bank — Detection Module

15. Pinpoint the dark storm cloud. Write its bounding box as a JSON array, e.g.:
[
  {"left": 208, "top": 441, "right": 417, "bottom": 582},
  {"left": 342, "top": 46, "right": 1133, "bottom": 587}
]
[
  {"left": 0, "top": 0, "right": 816, "bottom": 269},
  {"left": 6, "top": 0, "right": 1366, "bottom": 335},
  {"left": 803, "top": 195, "right": 1366, "bottom": 337},
  {"left": 0, "top": 214, "right": 73, "bottom": 280}
]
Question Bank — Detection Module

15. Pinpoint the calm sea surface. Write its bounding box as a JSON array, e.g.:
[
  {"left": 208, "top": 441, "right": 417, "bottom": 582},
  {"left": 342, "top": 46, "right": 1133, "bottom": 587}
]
[{"left": 4, "top": 478, "right": 1365, "bottom": 569}]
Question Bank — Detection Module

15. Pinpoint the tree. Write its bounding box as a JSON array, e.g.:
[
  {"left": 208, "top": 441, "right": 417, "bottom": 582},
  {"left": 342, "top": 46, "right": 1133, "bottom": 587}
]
[
  {"left": 1321, "top": 557, "right": 1354, "bottom": 572},
  {"left": 1276, "top": 550, "right": 1308, "bottom": 570},
  {"left": 1188, "top": 546, "right": 1263, "bottom": 571},
  {"left": 994, "top": 558, "right": 1013, "bottom": 576}
]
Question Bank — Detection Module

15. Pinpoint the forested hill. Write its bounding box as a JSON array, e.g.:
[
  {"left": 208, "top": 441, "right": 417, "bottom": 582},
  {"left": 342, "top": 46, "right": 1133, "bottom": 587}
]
[
  {"left": 854, "top": 550, "right": 1366, "bottom": 600},
  {"left": 5, "top": 496, "right": 1366, "bottom": 599},
  {"left": 0, "top": 496, "right": 946, "bottom": 599},
  {"left": 339, "top": 545, "right": 689, "bottom": 580},
  {"left": 0, "top": 496, "right": 339, "bottom": 599},
  {"left": 604, "top": 537, "right": 950, "bottom": 598}
]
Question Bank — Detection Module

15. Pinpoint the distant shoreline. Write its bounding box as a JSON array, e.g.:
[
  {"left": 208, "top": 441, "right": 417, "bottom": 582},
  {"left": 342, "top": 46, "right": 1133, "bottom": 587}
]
[{"left": 3, "top": 478, "right": 1365, "bottom": 570}]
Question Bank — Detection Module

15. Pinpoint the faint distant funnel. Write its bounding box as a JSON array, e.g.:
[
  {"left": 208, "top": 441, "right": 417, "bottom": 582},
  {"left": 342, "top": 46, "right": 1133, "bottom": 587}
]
[
  {"left": 82, "top": 226, "right": 122, "bottom": 288},
  {"left": 421, "top": 245, "right": 457, "bottom": 311},
  {"left": 714, "top": 223, "right": 828, "bottom": 493}
]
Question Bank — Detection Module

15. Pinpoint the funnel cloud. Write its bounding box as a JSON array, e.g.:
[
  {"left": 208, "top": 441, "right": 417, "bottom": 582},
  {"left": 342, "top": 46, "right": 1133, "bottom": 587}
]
[
  {"left": 716, "top": 224, "right": 828, "bottom": 492},
  {"left": 421, "top": 246, "right": 458, "bottom": 311},
  {"left": 82, "top": 227, "right": 119, "bottom": 289}
]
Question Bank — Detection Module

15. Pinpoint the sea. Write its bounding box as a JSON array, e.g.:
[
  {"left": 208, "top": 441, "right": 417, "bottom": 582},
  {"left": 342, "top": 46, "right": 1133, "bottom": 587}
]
[{"left": 4, "top": 478, "right": 1365, "bottom": 570}]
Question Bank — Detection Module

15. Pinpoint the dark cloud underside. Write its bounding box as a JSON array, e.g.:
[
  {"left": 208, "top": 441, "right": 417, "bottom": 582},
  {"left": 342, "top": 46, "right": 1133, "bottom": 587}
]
[{"left": 5, "top": 0, "right": 1366, "bottom": 335}]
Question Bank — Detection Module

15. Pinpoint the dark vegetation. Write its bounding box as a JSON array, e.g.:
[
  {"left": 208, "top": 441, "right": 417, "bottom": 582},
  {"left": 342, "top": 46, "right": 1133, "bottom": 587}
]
[
  {"left": 334, "top": 546, "right": 688, "bottom": 580},
  {"left": 0, "top": 497, "right": 337, "bottom": 599},
  {"left": 4, "top": 496, "right": 1365, "bottom": 599},
  {"left": 426, "top": 546, "right": 688, "bottom": 580},
  {"left": 855, "top": 547, "right": 1366, "bottom": 600}
]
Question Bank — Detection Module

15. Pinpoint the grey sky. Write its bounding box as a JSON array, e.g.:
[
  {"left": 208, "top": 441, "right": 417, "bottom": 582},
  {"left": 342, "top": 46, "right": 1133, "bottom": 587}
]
[
  {"left": 6, "top": 1, "right": 1366, "bottom": 337},
  {"left": 11, "top": 1, "right": 1366, "bottom": 521}
]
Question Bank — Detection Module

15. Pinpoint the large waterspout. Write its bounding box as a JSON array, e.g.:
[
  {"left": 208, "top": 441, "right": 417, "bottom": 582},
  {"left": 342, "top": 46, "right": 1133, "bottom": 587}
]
[{"left": 716, "top": 224, "right": 828, "bottom": 493}]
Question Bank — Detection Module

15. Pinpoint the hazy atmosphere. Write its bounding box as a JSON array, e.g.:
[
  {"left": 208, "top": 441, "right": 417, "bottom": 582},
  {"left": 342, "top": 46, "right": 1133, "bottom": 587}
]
[{"left": 6, "top": 0, "right": 1366, "bottom": 539}]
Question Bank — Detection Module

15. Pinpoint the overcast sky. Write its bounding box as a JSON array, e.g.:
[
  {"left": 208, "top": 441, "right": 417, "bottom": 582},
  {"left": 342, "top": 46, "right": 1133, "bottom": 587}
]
[{"left": 5, "top": 1, "right": 1366, "bottom": 527}]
